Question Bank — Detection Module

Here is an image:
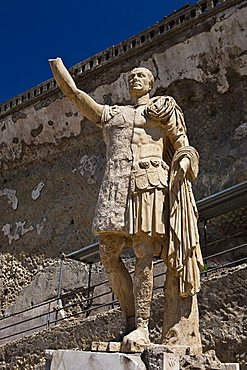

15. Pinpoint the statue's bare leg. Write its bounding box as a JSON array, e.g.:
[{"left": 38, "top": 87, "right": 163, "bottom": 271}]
[
  {"left": 123, "top": 236, "right": 154, "bottom": 346},
  {"left": 99, "top": 235, "right": 135, "bottom": 334}
]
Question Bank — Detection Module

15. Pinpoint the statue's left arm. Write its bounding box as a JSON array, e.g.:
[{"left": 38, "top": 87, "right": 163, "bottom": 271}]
[
  {"left": 146, "top": 96, "right": 196, "bottom": 180},
  {"left": 146, "top": 96, "right": 204, "bottom": 297}
]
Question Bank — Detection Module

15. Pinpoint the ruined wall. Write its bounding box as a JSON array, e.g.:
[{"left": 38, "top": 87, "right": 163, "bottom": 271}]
[
  {"left": 0, "top": 0, "right": 246, "bottom": 311},
  {"left": 0, "top": 264, "right": 246, "bottom": 370}
]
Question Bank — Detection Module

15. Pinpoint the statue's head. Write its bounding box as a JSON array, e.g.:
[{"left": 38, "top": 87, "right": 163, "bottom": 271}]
[{"left": 128, "top": 67, "right": 154, "bottom": 98}]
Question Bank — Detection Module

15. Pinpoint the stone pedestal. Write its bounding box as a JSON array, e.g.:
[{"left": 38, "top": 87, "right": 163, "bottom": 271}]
[
  {"left": 142, "top": 347, "right": 179, "bottom": 370},
  {"left": 46, "top": 350, "right": 146, "bottom": 370},
  {"left": 46, "top": 348, "right": 240, "bottom": 370},
  {"left": 162, "top": 271, "right": 202, "bottom": 356}
]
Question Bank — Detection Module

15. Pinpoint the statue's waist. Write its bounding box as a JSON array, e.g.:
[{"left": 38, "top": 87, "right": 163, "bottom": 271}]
[{"left": 131, "top": 158, "right": 169, "bottom": 192}]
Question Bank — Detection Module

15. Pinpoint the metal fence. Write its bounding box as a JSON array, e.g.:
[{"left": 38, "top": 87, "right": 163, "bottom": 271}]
[{"left": 0, "top": 182, "right": 246, "bottom": 345}]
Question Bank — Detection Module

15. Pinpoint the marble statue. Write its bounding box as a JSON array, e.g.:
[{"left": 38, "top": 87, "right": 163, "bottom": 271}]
[{"left": 49, "top": 58, "right": 204, "bottom": 354}]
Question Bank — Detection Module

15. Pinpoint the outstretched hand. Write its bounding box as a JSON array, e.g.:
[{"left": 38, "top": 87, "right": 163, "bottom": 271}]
[
  {"left": 49, "top": 57, "right": 62, "bottom": 67},
  {"left": 48, "top": 56, "right": 103, "bottom": 124},
  {"left": 48, "top": 57, "right": 77, "bottom": 94},
  {"left": 48, "top": 58, "right": 64, "bottom": 78}
]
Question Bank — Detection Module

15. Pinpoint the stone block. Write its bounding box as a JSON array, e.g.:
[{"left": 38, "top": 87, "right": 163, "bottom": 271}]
[
  {"left": 46, "top": 348, "right": 241, "bottom": 370},
  {"left": 221, "top": 364, "right": 240, "bottom": 370},
  {"left": 107, "top": 342, "right": 122, "bottom": 352},
  {"left": 162, "top": 353, "right": 180, "bottom": 370},
  {"left": 90, "top": 341, "right": 121, "bottom": 352},
  {"left": 142, "top": 345, "right": 179, "bottom": 370},
  {"left": 49, "top": 350, "right": 146, "bottom": 370}
]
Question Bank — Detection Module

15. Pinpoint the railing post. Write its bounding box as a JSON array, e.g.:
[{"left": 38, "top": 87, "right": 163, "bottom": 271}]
[
  {"left": 46, "top": 301, "right": 51, "bottom": 329},
  {"left": 55, "top": 253, "right": 65, "bottom": 323},
  {"left": 86, "top": 262, "right": 93, "bottom": 317},
  {"left": 111, "top": 292, "right": 115, "bottom": 309},
  {"left": 203, "top": 220, "right": 208, "bottom": 277},
  {"left": 195, "top": 5, "right": 203, "bottom": 16}
]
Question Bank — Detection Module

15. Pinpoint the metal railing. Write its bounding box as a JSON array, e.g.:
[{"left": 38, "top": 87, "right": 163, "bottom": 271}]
[
  {"left": 0, "top": 242, "right": 246, "bottom": 344},
  {"left": 0, "top": 182, "right": 246, "bottom": 344}
]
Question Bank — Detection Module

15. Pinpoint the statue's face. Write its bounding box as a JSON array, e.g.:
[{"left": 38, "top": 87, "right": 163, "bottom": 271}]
[{"left": 128, "top": 68, "right": 153, "bottom": 97}]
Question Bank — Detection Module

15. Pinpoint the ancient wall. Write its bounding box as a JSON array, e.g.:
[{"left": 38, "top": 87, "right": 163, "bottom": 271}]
[
  {"left": 0, "top": 0, "right": 246, "bottom": 312},
  {"left": 0, "top": 264, "right": 246, "bottom": 370}
]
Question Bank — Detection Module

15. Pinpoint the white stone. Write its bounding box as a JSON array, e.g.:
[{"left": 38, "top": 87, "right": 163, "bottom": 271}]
[
  {"left": 234, "top": 122, "right": 247, "bottom": 140},
  {"left": 31, "top": 181, "right": 45, "bottom": 200},
  {"left": 0, "top": 188, "right": 18, "bottom": 209},
  {"left": 76, "top": 154, "right": 98, "bottom": 184},
  {"left": 163, "top": 353, "right": 179, "bottom": 370},
  {"left": 50, "top": 350, "right": 146, "bottom": 370},
  {"left": 221, "top": 364, "right": 240, "bottom": 370},
  {"left": 2, "top": 221, "right": 34, "bottom": 244}
]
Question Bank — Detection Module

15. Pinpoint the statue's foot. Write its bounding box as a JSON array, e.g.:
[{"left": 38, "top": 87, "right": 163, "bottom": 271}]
[
  {"left": 113, "top": 316, "right": 136, "bottom": 342},
  {"left": 122, "top": 327, "right": 150, "bottom": 347},
  {"left": 113, "top": 327, "right": 135, "bottom": 342}
]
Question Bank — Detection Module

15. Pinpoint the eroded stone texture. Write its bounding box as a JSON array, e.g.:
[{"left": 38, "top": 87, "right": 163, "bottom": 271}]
[
  {"left": 0, "top": 134, "right": 105, "bottom": 311},
  {"left": 0, "top": 264, "right": 245, "bottom": 370},
  {"left": 4, "top": 260, "right": 89, "bottom": 315},
  {"left": 0, "top": 0, "right": 246, "bottom": 341},
  {"left": 49, "top": 350, "right": 146, "bottom": 370},
  {"left": 49, "top": 44, "right": 205, "bottom": 353},
  {"left": 142, "top": 346, "right": 179, "bottom": 370},
  {"left": 47, "top": 348, "right": 240, "bottom": 370},
  {"left": 162, "top": 271, "right": 202, "bottom": 356}
]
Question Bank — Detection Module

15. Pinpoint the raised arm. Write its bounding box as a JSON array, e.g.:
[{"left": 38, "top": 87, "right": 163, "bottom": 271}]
[{"left": 49, "top": 58, "right": 103, "bottom": 124}]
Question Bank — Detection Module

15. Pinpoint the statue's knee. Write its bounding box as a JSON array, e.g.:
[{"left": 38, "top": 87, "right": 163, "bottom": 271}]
[
  {"left": 99, "top": 244, "right": 114, "bottom": 268},
  {"left": 99, "top": 235, "right": 126, "bottom": 269},
  {"left": 133, "top": 239, "right": 154, "bottom": 259}
]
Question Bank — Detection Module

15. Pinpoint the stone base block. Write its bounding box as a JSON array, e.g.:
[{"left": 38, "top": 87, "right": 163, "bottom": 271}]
[
  {"left": 221, "top": 365, "right": 240, "bottom": 370},
  {"left": 47, "top": 350, "right": 146, "bottom": 370},
  {"left": 89, "top": 341, "right": 190, "bottom": 355},
  {"left": 90, "top": 340, "right": 149, "bottom": 353},
  {"left": 45, "top": 348, "right": 240, "bottom": 370},
  {"left": 142, "top": 346, "right": 179, "bottom": 369}
]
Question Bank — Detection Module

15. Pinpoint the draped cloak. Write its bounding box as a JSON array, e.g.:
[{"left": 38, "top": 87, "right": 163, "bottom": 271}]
[{"left": 92, "top": 96, "right": 204, "bottom": 297}]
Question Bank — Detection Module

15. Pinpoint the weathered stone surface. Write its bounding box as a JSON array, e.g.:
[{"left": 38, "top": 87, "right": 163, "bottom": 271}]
[
  {"left": 5, "top": 260, "right": 89, "bottom": 315},
  {"left": 0, "top": 1, "right": 246, "bottom": 368},
  {"left": 179, "top": 350, "right": 222, "bottom": 370},
  {"left": 46, "top": 348, "right": 239, "bottom": 370},
  {"left": 49, "top": 350, "right": 146, "bottom": 370},
  {"left": 199, "top": 266, "right": 247, "bottom": 368},
  {"left": 0, "top": 300, "right": 62, "bottom": 346},
  {"left": 0, "top": 2, "right": 246, "bottom": 315},
  {"left": 0, "top": 264, "right": 245, "bottom": 370},
  {"left": 49, "top": 41, "right": 204, "bottom": 354},
  {"left": 0, "top": 260, "right": 91, "bottom": 345},
  {"left": 142, "top": 345, "right": 179, "bottom": 370},
  {"left": 221, "top": 364, "right": 240, "bottom": 370},
  {"left": 143, "top": 347, "right": 240, "bottom": 370}
]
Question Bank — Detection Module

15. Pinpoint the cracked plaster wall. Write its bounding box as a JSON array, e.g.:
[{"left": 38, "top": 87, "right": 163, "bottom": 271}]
[{"left": 0, "top": 2, "right": 246, "bottom": 312}]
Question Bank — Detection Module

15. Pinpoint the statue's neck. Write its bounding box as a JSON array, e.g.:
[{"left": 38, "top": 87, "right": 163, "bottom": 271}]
[{"left": 132, "top": 93, "right": 150, "bottom": 107}]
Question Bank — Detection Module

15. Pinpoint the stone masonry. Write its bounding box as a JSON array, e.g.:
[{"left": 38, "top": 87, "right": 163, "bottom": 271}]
[
  {"left": 0, "top": 0, "right": 246, "bottom": 364},
  {"left": 0, "top": 264, "right": 246, "bottom": 369}
]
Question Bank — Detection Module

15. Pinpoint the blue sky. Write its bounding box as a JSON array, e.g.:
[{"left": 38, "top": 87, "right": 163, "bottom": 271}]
[{"left": 0, "top": 0, "right": 194, "bottom": 103}]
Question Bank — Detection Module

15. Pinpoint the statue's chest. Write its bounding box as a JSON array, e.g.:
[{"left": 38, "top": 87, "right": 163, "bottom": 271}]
[
  {"left": 132, "top": 106, "right": 165, "bottom": 143},
  {"left": 133, "top": 105, "right": 147, "bottom": 127}
]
